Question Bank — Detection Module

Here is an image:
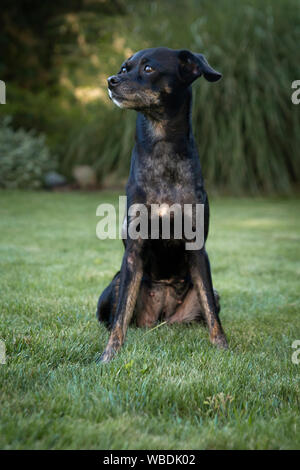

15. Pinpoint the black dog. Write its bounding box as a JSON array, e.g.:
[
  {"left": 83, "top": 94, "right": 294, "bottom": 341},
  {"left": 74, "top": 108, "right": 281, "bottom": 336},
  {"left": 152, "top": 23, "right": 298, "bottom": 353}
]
[{"left": 97, "top": 47, "right": 228, "bottom": 363}]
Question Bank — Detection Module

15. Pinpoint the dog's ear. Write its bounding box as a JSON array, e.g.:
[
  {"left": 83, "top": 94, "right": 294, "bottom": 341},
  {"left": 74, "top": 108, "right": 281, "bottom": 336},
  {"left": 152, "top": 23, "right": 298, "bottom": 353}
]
[{"left": 177, "top": 50, "right": 222, "bottom": 85}]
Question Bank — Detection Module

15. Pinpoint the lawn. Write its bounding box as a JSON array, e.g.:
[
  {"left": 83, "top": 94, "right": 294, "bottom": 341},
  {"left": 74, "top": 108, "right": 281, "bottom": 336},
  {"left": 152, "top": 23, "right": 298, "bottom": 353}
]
[{"left": 0, "top": 190, "right": 299, "bottom": 450}]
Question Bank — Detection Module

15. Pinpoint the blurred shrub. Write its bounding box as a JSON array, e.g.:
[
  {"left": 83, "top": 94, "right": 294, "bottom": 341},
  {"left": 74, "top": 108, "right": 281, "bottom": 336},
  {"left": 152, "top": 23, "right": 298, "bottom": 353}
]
[{"left": 0, "top": 117, "right": 57, "bottom": 189}]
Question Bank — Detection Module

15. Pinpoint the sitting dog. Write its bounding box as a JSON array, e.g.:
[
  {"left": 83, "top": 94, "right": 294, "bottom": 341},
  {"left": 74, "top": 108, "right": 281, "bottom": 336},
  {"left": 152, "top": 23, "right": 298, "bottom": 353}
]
[{"left": 97, "top": 47, "right": 228, "bottom": 363}]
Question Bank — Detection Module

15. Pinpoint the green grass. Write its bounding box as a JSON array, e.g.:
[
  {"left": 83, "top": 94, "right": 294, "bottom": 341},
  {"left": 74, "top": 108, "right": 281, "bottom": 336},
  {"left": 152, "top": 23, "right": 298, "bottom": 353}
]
[{"left": 0, "top": 190, "right": 299, "bottom": 449}]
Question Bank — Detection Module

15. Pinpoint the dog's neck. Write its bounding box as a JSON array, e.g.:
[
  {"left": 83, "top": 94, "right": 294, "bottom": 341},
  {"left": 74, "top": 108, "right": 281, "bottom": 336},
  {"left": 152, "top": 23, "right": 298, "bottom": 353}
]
[{"left": 135, "top": 88, "right": 194, "bottom": 154}]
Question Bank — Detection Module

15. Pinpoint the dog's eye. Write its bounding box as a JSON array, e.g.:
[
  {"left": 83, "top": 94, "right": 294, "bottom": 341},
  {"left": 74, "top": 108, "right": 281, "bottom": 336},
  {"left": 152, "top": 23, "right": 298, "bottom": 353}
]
[
  {"left": 120, "top": 66, "right": 127, "bottom": 74},
  {"left": 144, "top": 65, "right": 154, "bottom": 73}
]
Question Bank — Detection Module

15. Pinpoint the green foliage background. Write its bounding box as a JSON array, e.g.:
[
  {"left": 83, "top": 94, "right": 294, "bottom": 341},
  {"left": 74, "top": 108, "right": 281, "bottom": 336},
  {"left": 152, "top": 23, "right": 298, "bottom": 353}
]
[{"left": 1, "top": 0, "right": 300, "bottom": 193}]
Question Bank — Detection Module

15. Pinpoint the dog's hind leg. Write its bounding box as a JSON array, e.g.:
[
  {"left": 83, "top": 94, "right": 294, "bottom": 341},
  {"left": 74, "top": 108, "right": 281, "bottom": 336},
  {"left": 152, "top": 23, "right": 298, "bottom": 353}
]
[
  {"left": 167, "top": 286, "right": 220, "bottom": 324},
  {"left": 96, "top": 272, "right": 120, "bottom": 329}
]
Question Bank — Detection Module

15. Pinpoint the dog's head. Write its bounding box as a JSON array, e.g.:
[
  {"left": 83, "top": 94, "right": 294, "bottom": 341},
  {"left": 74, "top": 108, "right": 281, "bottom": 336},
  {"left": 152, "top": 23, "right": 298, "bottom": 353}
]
[{"left": 107, "top": 47, "right": 221, "bottom": 111}]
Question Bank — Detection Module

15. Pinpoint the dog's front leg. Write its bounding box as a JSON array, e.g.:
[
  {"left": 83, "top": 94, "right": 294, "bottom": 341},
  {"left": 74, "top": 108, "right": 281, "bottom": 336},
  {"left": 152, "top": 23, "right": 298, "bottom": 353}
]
[
  {"left": 188, "top": 249, "right": 228, "bottom": 349},
  {"left": 99, "top": 240, "right": 143, "bottom": 363}
]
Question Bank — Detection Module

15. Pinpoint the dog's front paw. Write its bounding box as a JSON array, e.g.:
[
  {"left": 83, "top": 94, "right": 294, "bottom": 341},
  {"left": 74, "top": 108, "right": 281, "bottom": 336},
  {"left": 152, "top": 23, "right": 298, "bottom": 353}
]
[
  {"left": 96, "top": 347, "right": 116, "bottom": 364},
  {"left": 210, "top": 333, "right": 228, "bottom": 350}
]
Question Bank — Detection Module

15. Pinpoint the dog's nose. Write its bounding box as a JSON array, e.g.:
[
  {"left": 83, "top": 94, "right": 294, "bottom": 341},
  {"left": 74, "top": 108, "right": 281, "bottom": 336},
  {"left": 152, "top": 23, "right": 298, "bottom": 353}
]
[{"left": 107, "top": 75, "right": 121, "bottom": 88}]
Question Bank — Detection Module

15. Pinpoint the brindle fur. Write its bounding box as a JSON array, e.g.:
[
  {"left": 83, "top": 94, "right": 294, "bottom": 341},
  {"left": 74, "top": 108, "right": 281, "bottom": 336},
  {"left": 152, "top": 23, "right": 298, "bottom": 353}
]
[{"left": 96, "top": 47, "right": 228, "bottom": 362}]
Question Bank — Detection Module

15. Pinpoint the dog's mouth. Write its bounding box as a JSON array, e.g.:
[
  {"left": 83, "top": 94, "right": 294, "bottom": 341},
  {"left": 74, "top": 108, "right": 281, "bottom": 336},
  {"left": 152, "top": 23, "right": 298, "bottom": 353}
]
[
  {"left": 108, "top": 88, "right": 125, "bottom": 108},
  {"left": 108, "top": 87, "right": 161, "bottom": 111}
]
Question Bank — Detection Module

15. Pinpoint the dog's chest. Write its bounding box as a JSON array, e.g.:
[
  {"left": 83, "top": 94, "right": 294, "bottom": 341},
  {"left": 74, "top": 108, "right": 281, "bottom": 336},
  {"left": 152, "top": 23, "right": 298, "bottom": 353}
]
[{"left": 138, "top": 143, "right": 196, "bottom": 205}]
